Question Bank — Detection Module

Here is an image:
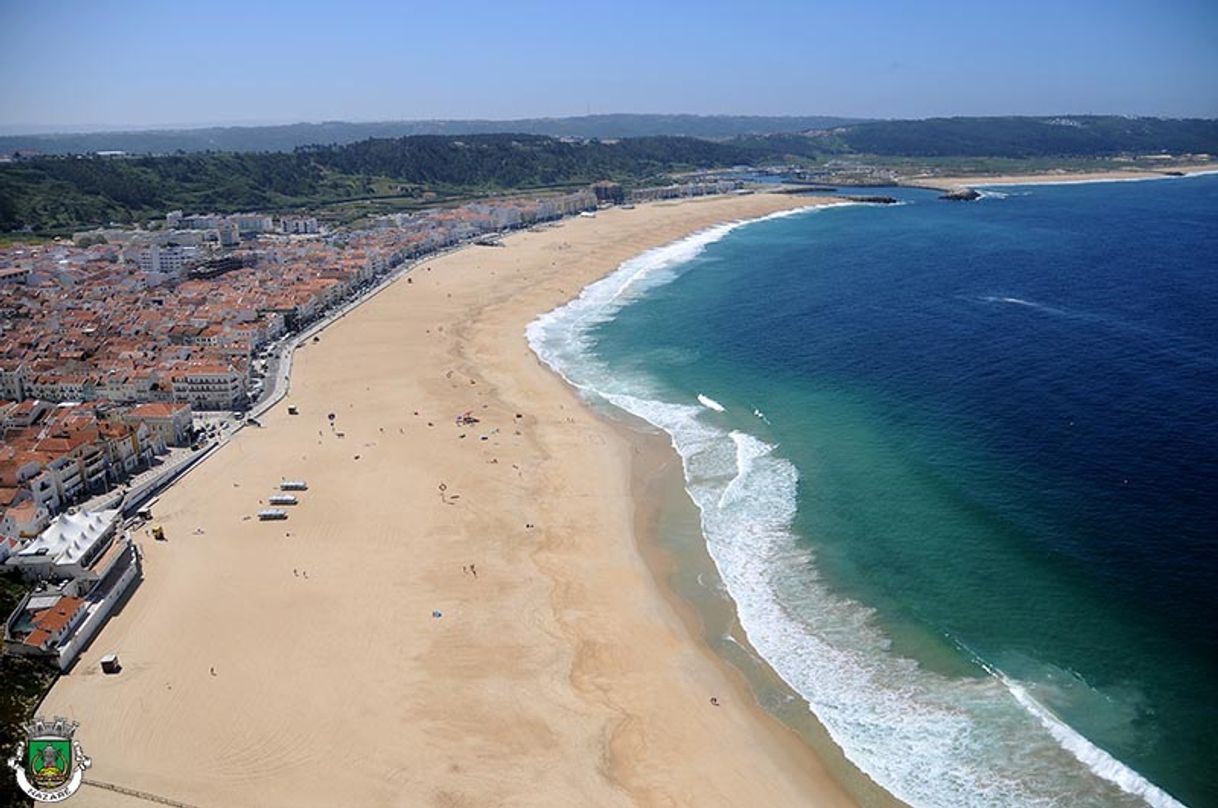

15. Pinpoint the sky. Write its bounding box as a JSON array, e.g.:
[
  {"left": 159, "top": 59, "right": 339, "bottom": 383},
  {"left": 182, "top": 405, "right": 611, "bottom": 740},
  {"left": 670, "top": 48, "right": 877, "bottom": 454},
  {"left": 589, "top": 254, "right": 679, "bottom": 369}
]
[{"left": 1, "top": 0, "right": 1216, "bottom": 132}]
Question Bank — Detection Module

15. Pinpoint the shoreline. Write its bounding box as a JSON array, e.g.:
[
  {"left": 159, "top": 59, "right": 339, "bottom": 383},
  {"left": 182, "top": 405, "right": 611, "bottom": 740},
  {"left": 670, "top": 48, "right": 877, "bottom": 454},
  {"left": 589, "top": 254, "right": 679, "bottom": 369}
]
[
  {"left": 611, "top": 408, "right": 905, "bottom": 808},
  {"left": 40, "top": 193, "right": 869, "bottom": 807},
  {"left": 899, "top": 162, "right": 1218, "bottom": 191}
]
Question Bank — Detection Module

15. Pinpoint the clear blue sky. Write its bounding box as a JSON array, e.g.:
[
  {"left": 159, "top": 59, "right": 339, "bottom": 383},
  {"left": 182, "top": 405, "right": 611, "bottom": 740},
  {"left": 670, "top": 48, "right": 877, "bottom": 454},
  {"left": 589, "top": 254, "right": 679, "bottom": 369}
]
[{"left": 1, "top": 0, "right": 1215, "bottom": 131}]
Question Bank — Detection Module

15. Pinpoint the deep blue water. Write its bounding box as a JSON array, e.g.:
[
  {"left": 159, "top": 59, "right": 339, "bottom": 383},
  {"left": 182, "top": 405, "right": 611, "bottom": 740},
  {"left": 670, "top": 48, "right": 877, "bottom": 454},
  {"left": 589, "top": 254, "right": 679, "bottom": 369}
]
[{"left": 530, "top": 175, "right": 1218, "bottom": 807}]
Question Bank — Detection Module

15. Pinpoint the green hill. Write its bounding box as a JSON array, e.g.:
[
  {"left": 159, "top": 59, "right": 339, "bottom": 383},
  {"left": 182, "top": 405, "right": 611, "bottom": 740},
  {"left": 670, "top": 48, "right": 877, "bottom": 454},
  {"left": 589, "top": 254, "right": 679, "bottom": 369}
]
[
  {"left": 0, "top": 114, "right": 864, "bottom": 156},
  {"left": 838, "top": 116, "right": 1218, "bottom": 158},
  {"left": 3, "top": 117, "right": 1215, "bottom": 234},
  {"left": 0, "top": 134, "right": 759, "bottom": 232}
]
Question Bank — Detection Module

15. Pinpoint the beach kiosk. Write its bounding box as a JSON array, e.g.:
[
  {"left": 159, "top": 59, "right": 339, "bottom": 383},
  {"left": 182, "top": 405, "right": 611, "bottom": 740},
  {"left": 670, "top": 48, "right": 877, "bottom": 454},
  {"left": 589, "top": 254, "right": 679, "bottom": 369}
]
[
  {"left": 136, "top": 496, "right": 158, "bottom": 520},
  {"left": 280, "top": 480, "right": 308, "bottom": 491},
  {"left": 100, "top": 654, "right": 121, "bottom": 674},
  {"left": 258, "top": 509, "right": 288, "bottom": 521},
  {"left": 268, "top": 494, "right": 298, "bottom": 506}
]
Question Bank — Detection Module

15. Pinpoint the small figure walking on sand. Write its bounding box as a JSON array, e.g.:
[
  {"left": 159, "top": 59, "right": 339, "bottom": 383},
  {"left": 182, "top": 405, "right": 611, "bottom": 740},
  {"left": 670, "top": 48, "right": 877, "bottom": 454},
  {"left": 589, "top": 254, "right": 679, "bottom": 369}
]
[
  {"left": 210, "top": 667, "right": 216, "bottom": 677},
  {"left": 709, "top": 697, "right": 720, "bottom": 707},
  {"left": 293, "top": 568, "right": 298, "bottom": 577},
  {"left": 470, "top": 564, "right": 477, "bottom": 578}
]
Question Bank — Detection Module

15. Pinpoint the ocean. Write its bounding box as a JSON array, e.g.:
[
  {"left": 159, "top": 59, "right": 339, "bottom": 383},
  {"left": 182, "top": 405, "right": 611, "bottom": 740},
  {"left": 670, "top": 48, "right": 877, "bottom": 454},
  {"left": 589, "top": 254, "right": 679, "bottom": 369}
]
[{"left": 527, "top": 174, "right": 1218, "bottom": 808}]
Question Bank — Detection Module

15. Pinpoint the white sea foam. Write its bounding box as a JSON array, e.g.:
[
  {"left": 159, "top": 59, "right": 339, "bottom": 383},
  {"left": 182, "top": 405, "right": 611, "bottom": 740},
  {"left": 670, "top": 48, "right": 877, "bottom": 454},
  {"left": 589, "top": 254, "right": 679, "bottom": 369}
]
[
  {"left": 979, "top": 296, "right": 1072, "bottom": 317},
  {"left": 697, "top": 393, "right": 726, "bottom": 412},
  {"left": 1001, "top": 676, "right": 1185, "bottom": 808},
  {"left": 527, "top": 207, "right": 1186, "bottom": 807}
]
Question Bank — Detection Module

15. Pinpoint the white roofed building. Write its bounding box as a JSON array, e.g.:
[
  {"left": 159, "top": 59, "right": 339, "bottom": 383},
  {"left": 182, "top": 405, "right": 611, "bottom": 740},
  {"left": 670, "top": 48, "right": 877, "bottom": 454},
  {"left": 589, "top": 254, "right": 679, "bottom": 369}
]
[{"left": 4, "top": 508, "right": 122, "bottom": 582}]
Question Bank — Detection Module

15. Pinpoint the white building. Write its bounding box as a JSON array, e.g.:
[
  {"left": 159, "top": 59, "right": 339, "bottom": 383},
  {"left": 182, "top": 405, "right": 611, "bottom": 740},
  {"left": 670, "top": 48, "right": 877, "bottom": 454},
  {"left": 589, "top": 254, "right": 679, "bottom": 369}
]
[
  {"left": 234, "top": 215, "right": 274, "bottom": 234},
  {"left": 171, "top": 363, "right": 247, "bottom": 410},
  {"left": 217, "top": 222, "right": 241, "bottom": 247},
  {"left": 180, "top": 214, "right": 220, "bottom": 230},
  {"left": 3, "top": 538, "right": 142, "bottom": 670},
  {"left": 0, "top": 499, "right": 51, "bottom": 540},
  {"left": 0, "top": 360, "right": 27, "bottom": 400},
  {"left": 4, "top": 508, "right": 122, "bottom": 582},
  {"left": 134, "top": 244, "right": 197, "bottom": 278},
  {"left": 280, "top": 216, "right": 319, "bottom": 235},
  {"left": 123, "top": 401, "right": 193, "bottom": 447}
]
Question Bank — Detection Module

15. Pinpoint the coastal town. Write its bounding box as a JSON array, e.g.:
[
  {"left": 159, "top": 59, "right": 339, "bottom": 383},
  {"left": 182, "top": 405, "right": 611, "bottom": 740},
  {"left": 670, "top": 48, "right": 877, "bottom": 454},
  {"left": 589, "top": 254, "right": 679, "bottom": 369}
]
[{"left": 0, "top": 178, "right": 743, "bottom": 672}]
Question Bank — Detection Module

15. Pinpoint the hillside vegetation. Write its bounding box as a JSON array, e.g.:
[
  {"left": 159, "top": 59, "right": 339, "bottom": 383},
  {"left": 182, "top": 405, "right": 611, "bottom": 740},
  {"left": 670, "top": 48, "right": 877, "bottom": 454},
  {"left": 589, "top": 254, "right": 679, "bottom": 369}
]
[
  {"left": 0, "top": 114, "right": 865, "bottom": 156},
  {"left": 0, "top": 135, "right": 759, "bottom": 232},
  {"left": 838, "top": 116, "right": 1218, "bottom": 157},
  {"left": 2, "top": 117, "right": 1215, "bottom": 233}
]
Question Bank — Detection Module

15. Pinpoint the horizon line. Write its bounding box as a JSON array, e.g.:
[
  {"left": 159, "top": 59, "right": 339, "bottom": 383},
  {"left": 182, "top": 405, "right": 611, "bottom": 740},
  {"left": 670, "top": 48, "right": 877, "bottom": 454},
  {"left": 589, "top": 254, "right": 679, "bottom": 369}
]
[{"left": 4, "top": 111, "right": 1217, "bottom": 139}]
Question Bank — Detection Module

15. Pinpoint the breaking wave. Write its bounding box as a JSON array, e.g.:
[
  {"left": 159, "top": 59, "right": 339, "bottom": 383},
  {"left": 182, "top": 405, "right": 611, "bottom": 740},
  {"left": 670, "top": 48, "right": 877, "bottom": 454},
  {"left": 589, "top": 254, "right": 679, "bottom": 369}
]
[{"left": 526, "top": 209, "right": 1187, "bottom": 808}]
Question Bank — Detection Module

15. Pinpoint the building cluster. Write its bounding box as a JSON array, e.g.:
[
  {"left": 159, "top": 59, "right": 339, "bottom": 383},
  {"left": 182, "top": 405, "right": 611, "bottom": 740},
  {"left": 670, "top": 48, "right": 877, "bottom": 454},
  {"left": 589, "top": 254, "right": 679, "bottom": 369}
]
[
  {"left": 2, "top": 189, "right": 597, "bottom": 411},
  {"left": 0, "top": 399, "right": 190, "bottom": 543},
  {"left": 375, "top": 190, "right": 597, "bottom": 241},
  {"left": 626, "top": 179, "right": 745, "bottom": 202},
  {"left": 0, "top": 188, "right": 600, "bottom": 550},
  {"left": 2, "top": 505, "right": 142, "bottom": 671},
  {"left": 0, "top": 180, "right": 752, "bottom": 671}
]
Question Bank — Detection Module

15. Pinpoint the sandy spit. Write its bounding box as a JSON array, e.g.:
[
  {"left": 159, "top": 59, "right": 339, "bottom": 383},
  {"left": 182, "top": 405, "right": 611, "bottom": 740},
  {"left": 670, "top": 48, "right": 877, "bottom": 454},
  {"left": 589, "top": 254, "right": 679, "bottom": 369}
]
[{"left": 903, "top": 162, "right": 1218, "bottom": 191}]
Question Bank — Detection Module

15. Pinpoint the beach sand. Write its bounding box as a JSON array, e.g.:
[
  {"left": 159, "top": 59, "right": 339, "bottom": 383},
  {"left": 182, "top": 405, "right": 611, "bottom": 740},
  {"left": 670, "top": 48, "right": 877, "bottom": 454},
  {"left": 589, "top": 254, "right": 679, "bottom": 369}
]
[
  {"left": 901, "top": 163, "right": 1218, "bottom": 191},
  {"left": 42, "top": 193, "right": 865, "bottom": 808}
]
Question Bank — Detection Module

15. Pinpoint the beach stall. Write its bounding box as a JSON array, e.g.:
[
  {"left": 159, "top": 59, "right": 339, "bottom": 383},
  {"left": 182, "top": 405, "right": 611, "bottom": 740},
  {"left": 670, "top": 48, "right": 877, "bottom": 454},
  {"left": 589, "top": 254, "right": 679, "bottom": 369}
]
[
  {"left": 268, "top": 494, "right": 298, "bottom": 506},
  {"left": 257, "top": 509, "right": 288, "bottom": 521},
  {"left": 280, "top": 480, "right": 308, "bottom": 491},
  {"left": 135, "top": 496, "right": 159, "bottom": 520}
]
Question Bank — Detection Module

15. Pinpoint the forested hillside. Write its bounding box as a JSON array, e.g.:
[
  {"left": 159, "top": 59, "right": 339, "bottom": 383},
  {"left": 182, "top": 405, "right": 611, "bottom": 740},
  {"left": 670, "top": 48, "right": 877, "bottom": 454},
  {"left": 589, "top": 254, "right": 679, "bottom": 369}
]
[
  {"left": 0, "top": 134, "right": 759, "bottom": 232},
  {"left": 3, "top": 117, "right": 1215, "bottom": 233},
  {"left": 838, "top": 116, "right": 1218, "bottom": 157},
  {"left": 0, "top": 114, "right": 864, "bottom": 156}
]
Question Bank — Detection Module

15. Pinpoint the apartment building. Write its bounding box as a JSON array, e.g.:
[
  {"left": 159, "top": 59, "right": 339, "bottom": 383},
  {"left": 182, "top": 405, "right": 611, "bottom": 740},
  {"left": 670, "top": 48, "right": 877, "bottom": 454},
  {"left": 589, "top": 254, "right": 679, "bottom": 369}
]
[
  {"left": 281, "top": 216, "right": 319, "bottom": 235},
  {"left": 123, "top": 401, "right": 193, "bottom": 447},
  {"left": 0, "top": 360, "right": 27, "bottom": 400},
  {"left": 134, "top": 244, "right": 198, "bottom": 278},
  {"left": 171, "top": 363, "right": 247, "bottom": 410}
]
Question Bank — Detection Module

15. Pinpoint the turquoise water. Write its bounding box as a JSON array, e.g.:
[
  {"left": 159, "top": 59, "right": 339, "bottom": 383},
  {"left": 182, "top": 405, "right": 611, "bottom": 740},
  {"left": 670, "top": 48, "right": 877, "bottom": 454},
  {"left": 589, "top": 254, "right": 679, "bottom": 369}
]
[{"left": 528, "top": 175, "right": 1218, "bottom": 807}]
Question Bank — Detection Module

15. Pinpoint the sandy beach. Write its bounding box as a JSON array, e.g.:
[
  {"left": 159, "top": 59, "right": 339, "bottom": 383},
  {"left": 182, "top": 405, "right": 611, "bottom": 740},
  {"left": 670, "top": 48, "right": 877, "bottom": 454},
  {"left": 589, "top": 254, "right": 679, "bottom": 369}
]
[
  {"left": 902, "top": 163, "right": 1218, "bottom": 190},
  {"left": 40, "top": 193, "right": 865, "bottom": 808}
]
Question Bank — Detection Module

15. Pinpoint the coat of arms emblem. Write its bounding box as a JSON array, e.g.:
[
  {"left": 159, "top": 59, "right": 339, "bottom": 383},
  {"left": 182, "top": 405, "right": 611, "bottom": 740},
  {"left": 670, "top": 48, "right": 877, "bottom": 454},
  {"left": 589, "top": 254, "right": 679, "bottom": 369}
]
[{"left": 6, "top": 716, "right": 91, "bottom": 802}]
